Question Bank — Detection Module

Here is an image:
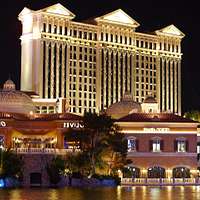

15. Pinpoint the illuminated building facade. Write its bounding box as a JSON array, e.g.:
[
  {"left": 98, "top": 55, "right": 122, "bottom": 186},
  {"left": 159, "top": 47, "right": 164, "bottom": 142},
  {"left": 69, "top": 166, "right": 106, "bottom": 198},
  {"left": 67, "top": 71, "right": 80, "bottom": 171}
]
[
  {"left": 0, "top": 79, "right": 199, "bottom": 186},
  {"left": 19, "top": 3, "right": 184, "bottom": 115}
]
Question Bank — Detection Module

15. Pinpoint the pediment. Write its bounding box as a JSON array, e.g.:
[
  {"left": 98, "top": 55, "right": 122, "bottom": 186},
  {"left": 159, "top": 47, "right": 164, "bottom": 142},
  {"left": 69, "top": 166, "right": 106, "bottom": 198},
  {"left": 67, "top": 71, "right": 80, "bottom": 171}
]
[
  {"left": 18, "top": 7, "right": 32, "bottom": 18},
  {"left": 41, "top": 3, "right": 75, "bottom": 19},
  {"left": 155, "top": 24, "right": 185, "bottom": 38},
  {"left": 95, "top": 9, "right": 140, "bottom": 28}
]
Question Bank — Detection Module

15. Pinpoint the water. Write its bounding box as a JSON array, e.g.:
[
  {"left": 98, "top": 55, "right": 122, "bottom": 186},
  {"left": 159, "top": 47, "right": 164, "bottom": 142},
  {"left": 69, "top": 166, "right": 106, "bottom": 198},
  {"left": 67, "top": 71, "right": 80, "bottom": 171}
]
[{"left": 0, "top": 186, "right": 200, "bottom": 200}]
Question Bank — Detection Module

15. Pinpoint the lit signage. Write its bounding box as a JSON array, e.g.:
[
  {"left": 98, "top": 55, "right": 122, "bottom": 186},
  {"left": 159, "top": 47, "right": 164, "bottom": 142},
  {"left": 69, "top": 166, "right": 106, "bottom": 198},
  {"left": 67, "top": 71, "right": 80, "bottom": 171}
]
[
  {"left": 63, "top": 122, "right": 84, "bottom": 129},
  {"left": 0, "top": 121, "right": 6, "bottom": 127},
  {"left": 143, "top": 128, "right": 170, "bottom": 133}
]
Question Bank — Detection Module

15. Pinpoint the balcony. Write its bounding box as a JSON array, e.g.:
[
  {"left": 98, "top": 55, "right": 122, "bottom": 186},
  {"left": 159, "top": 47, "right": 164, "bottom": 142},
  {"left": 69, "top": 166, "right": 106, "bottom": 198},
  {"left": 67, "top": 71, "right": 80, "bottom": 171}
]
[
  {"left": 12, "top": 148, "right": 80, "bottom": 155},
  {"left": 121, "top": 178, "right": 199, "bottom": 186}
]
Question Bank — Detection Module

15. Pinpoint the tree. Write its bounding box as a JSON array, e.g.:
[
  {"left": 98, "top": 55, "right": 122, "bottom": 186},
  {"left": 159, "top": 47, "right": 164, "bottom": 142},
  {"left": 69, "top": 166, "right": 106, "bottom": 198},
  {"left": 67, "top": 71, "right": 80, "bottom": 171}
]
[
  {"left": 64, "top": 112, "right": 129, "bottom": 176},
  {"left": 65, "top": 152, "right": 91, "bottom": 176},
  {"left": 0, "top": 149, "right": 23, "bottom": 180},
  {"left": 184, "top": 110, "right": 200, "bottom": 122},
  {"left": 106, "top": 130, "right": 129, "bottom": 175},
  {"left": 46, "top": 156, "right": 65, "bottom": 186}
]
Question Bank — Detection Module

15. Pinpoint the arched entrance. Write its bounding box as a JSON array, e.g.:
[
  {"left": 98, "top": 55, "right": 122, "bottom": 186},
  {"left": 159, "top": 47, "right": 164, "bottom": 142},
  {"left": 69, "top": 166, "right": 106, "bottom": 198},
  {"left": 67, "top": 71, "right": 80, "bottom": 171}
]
[
  {"left": 123, "top": 167, "right": 140, "bottom": 178},
  {"left": 172, "top": 167, "right": 190, "bottom": 178},
  {"left": 30, "top": 172, "right": 42, "bottom": 187},
  {"left": 148, "top": 166, "right": 166, "bottom": 178}
]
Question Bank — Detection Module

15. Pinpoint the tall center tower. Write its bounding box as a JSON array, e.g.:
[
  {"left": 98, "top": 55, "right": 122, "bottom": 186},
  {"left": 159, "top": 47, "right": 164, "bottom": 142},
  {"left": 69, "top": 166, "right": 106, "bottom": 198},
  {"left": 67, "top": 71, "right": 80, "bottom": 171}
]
[{"left": 19, "top": 3, "right": 184, "bottom": 115}]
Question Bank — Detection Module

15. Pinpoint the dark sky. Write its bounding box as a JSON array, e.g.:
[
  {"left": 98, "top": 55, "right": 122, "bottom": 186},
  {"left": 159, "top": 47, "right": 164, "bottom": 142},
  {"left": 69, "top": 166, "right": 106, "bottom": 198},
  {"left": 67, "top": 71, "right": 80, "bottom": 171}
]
[{"left": 0, "top": 0, "right": 199, "bottom": 113}]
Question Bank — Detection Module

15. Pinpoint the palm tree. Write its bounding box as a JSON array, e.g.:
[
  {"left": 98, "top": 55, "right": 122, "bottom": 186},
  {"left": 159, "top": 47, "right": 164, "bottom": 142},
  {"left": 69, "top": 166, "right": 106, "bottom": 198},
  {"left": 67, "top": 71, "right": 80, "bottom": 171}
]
[
  {"left": 0, "top": 149, "right": 23, "bottom": 180},
  {"left": 64, "top": 112, "right": 129, "bottom": 176},
  {"left": 46, "top": 156, "right": 65, "bottom": 186}
]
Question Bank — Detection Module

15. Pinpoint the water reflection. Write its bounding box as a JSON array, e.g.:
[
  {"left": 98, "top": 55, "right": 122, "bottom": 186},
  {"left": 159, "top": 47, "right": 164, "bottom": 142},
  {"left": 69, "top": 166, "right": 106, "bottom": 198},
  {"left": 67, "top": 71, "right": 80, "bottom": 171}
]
[{"left": 0, "top": 186, "right": 200, "bottom": 200}]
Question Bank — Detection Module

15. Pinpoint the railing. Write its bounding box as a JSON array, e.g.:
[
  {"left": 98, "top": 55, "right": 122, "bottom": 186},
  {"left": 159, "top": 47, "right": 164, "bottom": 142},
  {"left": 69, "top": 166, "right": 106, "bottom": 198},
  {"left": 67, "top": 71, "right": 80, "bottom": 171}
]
[
  {"left": 12, "top": 148, "right": 80, "bottom": 155},
  {"left": 121, "top": 178, "right": 199, "bottom": 185}
]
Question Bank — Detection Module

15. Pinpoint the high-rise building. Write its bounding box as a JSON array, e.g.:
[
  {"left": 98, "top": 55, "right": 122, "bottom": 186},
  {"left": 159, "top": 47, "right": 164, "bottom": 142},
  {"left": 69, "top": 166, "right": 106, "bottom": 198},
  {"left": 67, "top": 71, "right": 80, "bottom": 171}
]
[{"left": 19, "top": 3, "right": 184, "bottom": 115}]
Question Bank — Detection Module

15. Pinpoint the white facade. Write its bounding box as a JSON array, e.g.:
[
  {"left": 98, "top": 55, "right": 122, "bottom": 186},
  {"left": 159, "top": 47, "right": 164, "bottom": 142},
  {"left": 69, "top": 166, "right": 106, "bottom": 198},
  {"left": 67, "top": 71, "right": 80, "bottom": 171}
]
[{"left": 19, "top": 3, "right": 184, "bottom": 115}]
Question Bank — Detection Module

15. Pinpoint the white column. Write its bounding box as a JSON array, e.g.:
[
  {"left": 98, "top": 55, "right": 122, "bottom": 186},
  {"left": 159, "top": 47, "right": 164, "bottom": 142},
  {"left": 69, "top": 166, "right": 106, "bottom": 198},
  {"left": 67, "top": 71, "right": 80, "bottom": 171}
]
[
  {"left": 50, "top": 42, "right": 55, "bottom": 98},
  {"left": 166, "top": 59, "right": 169, "bottom": 111},
  {"left": 108, "top": 51, "right": 111, "bottom": 106},
  {"left": 118, "top": 51, "right": 121, "bottom": 100},
  {"left": 170, "top": 60, "right": 174, "bottom": 113},
  {"left": 174, "top": 61, "right": 178, "bottom": 114},
  {"left": 45, "top": 41, "right": 49, "bottom": 98},
  {"left": 178, "top": 60, "right": 181, "bottom": 115},
  {"left": 113, "top": 51, "right": 117, "bottom": 103},
  {"left": 103, "top": 50, "right": 107, "bottom": 107},
  {"left": 162, "top": 59, "right": 165, "bottom": 111},
  {"left": 61, "top": 44, "right": 65, "bottom": 97},
  {"left": 56, "top": 43, "right": 60, "bottom": 98}
]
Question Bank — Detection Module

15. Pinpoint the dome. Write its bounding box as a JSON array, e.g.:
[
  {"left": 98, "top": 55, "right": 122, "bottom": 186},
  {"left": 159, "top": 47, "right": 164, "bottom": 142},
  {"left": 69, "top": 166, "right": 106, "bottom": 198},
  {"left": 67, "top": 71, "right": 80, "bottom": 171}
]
[
  {"left": 106, "top": 92, "right": 141, "bottom": 119},
  {"left": 143, "top": 96, "right": 157, "bottom": 103},
  {"left": 3, "top": 79, "right": 16, "bottom": 90},
  {"left": 0, "top": 79, "right": 36, "bottom": 114}
]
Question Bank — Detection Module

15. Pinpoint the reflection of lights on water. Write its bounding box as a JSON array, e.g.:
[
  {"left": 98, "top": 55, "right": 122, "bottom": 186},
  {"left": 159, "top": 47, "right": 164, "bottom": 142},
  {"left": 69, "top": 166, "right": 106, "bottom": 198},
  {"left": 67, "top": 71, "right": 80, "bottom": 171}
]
[
  {"left": 49, "top": 189, "right": 58, "bottom": 200},
  {"left": 0, "top": 179, "right": 5, "bottom": 188},
  {"left": 167, "top": 186, "right": 172, "bottom": 199},
  {"left": 150, "top": 187, "right": 161, "bottom": 200},
  {"left": 117, "top": 186, "right": 122, "bottom": 200},
  {"left": 196, "top": 186, "right": 200, "bottom": 192},
  {"left": 10, "top": 189, "right": 21, "bottom": 200}
]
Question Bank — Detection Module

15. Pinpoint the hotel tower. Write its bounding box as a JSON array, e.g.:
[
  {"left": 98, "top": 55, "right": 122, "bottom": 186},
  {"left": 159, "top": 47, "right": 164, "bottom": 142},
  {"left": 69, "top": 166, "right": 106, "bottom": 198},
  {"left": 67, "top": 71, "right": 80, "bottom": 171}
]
[{"left": 18, "top": 3, "right": 184, "bottom": 115}]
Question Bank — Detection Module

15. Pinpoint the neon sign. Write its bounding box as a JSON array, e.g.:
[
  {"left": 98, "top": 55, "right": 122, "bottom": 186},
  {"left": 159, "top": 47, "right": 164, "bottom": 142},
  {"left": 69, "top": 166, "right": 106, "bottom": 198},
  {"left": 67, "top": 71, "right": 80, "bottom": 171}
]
[
  {"left": 143, "top": 128, "right": 170, "bottom": 133},
  {"left": 63, "top": 122, "right": 84, "bottom": 129}
]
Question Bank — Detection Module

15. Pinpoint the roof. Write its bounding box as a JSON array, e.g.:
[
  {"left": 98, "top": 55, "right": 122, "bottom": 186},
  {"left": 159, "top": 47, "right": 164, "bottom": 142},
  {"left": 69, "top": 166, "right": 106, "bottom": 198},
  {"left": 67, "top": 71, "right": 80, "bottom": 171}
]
[
  {"left": 117, "top": 113, "right": 198, "bottom": 123},
  {"left": 143, "top": 96, "right": 157, "bottom": 103},
  {"left": 95, "top": 9, "right": 140, "bottom": 28},
  {"left": 155, "top": 24, "right": 185, "bottom": 38},
  {"left": 0, "top": 112, "right": 82, "bottom": 121}
]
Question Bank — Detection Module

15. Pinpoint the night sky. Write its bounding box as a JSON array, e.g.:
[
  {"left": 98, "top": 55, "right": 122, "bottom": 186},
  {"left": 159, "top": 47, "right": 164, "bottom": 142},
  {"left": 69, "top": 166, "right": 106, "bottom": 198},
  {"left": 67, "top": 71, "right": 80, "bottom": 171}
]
[{"left": 0, "top": 0, "right": 199, "bottom": 113}]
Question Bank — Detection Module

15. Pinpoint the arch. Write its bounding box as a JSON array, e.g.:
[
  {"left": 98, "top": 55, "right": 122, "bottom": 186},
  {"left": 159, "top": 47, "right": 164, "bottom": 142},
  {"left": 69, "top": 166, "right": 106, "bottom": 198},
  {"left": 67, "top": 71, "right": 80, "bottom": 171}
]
[
  {"left": 123, "top": 166, "right": 140, "bottom": 178},
  {"left": 172, "top": 167, "right": 190, "bottom": 178},
  {"left": 151, "top": 136, "right": 162, "bottom": 141},
  {"left": 30, "top": 172, "right": 42, "bottom": 187},
  {"left": 148, "top": 166, "right": 166, "bottom": 178},
  {"left": 127, "top": 137, "right": 138, "bottom": 152}
]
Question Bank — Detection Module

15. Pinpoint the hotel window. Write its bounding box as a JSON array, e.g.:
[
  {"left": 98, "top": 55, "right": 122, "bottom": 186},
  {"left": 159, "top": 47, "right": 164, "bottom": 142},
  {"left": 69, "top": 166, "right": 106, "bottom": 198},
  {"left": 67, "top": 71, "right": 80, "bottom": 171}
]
[
  {"left": 43, "top": 23, "right": 46, "bottom": 32},
  {"left": 150, "top": 138, "right": 163, "bottom": 152},
  {"left": 175, "top": 138, "right": 188, "bottom": 152},
  {"left": 127, "top": 138, "right": 138, "bottom": 152}
]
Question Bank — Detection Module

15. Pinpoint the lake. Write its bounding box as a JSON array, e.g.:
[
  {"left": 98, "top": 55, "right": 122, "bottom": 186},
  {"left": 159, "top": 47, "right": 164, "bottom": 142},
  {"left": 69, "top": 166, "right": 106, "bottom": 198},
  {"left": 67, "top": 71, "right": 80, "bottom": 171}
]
[{"left": 0, "top": 186, "right": 200, "bottom": 200}]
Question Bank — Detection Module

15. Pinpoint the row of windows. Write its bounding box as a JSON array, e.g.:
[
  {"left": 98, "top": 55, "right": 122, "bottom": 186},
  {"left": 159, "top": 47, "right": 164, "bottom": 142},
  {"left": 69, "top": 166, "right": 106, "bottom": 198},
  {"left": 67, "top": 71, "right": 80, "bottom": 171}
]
[
  {"left": 70, "top": 99, "right": 96, "bottom": 107},
  {"left": 127, "top": 138, "right": 188, "bottom": 153},
  {"left": 136, "top": 77, "right": 156, "bottom": 84},
  {"left": 69, "top": 92, "right": 96, "bottom": 99},
  {"left": 160, "top": 42, "right": 179, "bottom": 52},
  {"left": 136, "top": 55, "right": 157, "bottom": 62},
  {"left": 70, "top": 61, "right": 96, "bottom": 69},
  {"left": 43, "top": 23, "right": 98, "bottom": 40},
  {"left": 69, "top": 68, "right": 96, "bottom": 77},
  {"left": 136, "top": 90, "right": 156, "bottom": 97},
  {"left": 70, "top": 46, "right": 96, "bottom": 54},
  {"left": 70, "top": 54, "right": 97, "bottom": 62},
  {"left": 70, "top": 107, "right": 96, "bottom": 113},
  {"left": 136, "top": 62, "right": 157, "bottom": 70},
  {"left": 100, "top": 32, "right": 133, "bottom": 45},
  {"left": 43, "top": 24, "right": 179, "bottom": 53},
  {"left": 69, "top": 77, "right": 96, "bottom": 84},
  {"left": 69, "top": 84, "right": 96, "bottom": 92},
  {"left": 136, "top": 69, "right": 156, "bottom": 76},
  {"left": 136, "top": 40, "right": 157, "bottom": 50},
  {"left": 136, "top": 84, "right": 156, "bottom": 91}
]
